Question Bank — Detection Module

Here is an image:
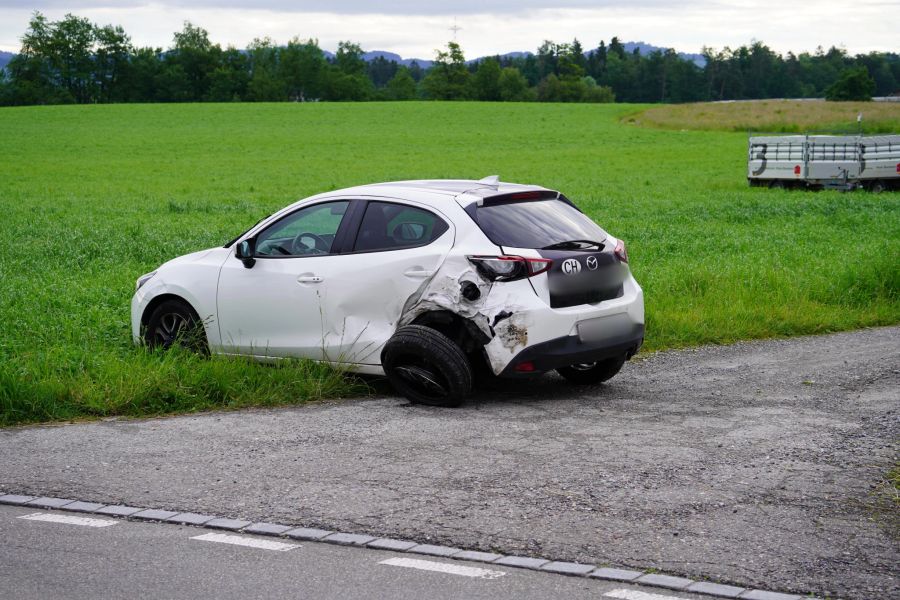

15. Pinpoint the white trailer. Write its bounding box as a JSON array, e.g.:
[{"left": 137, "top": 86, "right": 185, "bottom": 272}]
[{"left": 748, "top": 134, "right": 900, "bottom": 191}]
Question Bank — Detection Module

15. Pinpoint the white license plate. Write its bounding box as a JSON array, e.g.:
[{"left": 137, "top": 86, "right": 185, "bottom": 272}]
[{"left": 576, "top": 314, "right": 630, "bottom": 342}]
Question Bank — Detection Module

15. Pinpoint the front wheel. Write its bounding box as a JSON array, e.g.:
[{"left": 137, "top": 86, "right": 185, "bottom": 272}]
[
  {"left": 144, "top": 299, "right": 207, "bottom": 353},
  {"left": 382, "top": 325, "right": 473, "bottom": 407},
  {"left": 557, "top": 356, "right": 626, "bottom": 385}
]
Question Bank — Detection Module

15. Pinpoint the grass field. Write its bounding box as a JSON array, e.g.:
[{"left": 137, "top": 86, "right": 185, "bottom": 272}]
[
  {"left": 627, "top": 99, "right": 900, "bottom": 133},
  {"left": 1, "top": 102, "right": 898, "bottom": 425}
]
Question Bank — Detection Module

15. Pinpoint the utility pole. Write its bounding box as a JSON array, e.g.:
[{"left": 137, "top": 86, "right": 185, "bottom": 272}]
[{"left": 449, "top": 17, "right": 462, "bottom": 41}]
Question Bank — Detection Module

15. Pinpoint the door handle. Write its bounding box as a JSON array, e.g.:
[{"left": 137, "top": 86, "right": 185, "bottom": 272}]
[
  {"left": 403, "top": 269, "right": 435, "bottom": 278},
  {"left": 297, "top": 275, "right": 323, "bottom": 283}
]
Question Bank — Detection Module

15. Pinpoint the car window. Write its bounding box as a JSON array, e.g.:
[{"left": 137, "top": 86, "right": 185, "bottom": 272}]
[
  {"left": 255, "top": 201, "right": 349, "bottom": 257},
  {"left": 474, "top": 199, "right": 607, "bottom": 249},
  {"left": 352, "top": 201, "right": 449, "bottom": 252}
]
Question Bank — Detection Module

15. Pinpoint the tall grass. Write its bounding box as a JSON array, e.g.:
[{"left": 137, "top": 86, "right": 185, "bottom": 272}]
[
  {"left": 1, "top": 102, "right": 897, "bottom": 426},
  {"left": 627, "top": 99, "right": 900, "bottom": 133}
]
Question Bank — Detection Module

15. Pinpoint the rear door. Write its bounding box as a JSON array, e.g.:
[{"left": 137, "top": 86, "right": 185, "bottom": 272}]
[{"left": 316, "top": 199, "right": 454, "bottom": 365}]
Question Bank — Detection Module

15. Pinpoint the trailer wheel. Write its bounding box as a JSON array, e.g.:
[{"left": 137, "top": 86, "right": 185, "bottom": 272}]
[
  {"left": 869, "top": 180, "right": 886, "bottom": 194},
  {"left": 769, "top": 180, "right": 785, "bottom": 189}
]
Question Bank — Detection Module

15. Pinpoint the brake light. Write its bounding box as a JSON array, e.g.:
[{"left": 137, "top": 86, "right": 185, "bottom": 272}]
[
  {"left": 467, "top": 255, "right": 552, "bottom": 282},
  {"left": 506, "top": 191, "right": 543, "bottom": 200},
  {"left": 614, "top": 240, "right": 628, "bottom": 263}
]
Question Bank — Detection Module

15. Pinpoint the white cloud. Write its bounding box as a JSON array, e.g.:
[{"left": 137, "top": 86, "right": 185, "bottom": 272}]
[{"left": 0, "top": 2, "right": 896, "bottom": 56}]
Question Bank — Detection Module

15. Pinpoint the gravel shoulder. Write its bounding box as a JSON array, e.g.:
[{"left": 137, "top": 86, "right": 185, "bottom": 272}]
[{"left": 2, "top": 327, "right": 898, "bottom": 599}]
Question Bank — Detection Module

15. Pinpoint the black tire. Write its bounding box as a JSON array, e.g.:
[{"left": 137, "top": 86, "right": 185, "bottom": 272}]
[
  {"left": 869, "top": 180, "right": 886, "bottom": 194},
  {"left": 557, "top": 356, "right": 626, "bottom": 385},
  {"left": 382, "top": 325, "right": 473, "bottom": 407},
  {"left": 144, "top": 299, "right": 207, "bottom": 353}
]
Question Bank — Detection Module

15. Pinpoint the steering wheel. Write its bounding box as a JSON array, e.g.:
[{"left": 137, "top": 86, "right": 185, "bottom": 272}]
[{"left": 291, "top": 231, "right": 328, "bottom": 255}]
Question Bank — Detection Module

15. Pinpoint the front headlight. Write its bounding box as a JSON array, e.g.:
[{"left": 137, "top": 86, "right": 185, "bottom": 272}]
[{"left": 136, "top": 271, "right": 157, "bottom": 291}]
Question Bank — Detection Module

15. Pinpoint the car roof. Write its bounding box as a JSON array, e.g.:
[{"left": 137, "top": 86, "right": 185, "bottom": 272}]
[{"left": 307, "top": 178, "right": 552, "bottom": 207}]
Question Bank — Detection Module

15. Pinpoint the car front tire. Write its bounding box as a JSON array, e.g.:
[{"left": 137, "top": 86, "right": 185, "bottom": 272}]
[
  {"left": 144, "top": 299, "right": 207, "bottom": 353},
  {"left": 557, "top": 356, "right": 626, "bottom": 385},
  {"left": 382, "top": 325, "right": 473, "bottom": 407}
]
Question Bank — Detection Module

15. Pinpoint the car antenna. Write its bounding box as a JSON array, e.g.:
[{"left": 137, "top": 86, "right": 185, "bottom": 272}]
[{"left": 479, "top": 175, "right": 500, "bottom": 189}]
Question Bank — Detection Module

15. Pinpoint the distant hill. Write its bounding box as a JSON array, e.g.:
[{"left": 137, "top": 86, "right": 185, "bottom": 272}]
[
  {"left": 363, "top": 51, "right": 433, "bottom": 69},
  {"left": 0, "top": 51, "right": 13, "bottom": 71},
  {"left": 620, "top": 41, "right": 706, "bottom": 67}
]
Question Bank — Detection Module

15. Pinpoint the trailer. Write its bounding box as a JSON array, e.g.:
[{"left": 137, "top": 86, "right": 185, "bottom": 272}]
[{"left": 748, "top": 134, "right": 900, "bottom": 191}]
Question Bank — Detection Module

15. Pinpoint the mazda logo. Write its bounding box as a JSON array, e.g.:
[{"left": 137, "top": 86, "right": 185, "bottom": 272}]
[{"left": 586, "top": 256, "right": 599, "bottom": 270}]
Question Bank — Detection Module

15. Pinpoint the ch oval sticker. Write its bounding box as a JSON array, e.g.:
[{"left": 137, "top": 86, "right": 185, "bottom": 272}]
[{"left": 561, "top": 258, "right": 582, "bottom": 275}]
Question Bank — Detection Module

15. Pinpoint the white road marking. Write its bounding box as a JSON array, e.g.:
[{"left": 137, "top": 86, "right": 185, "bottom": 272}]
[
  {"left": 191, "top": 532, "right": 299, "bottom": 552},
  {"left": 604, "top": 589, "right": 686, "bottom": 600},
  {"left": 18, "top": 512, "right": 117, "bottom": 528},
  {"left": 379, "top": 557, "right": 506, "bottom": 579}
]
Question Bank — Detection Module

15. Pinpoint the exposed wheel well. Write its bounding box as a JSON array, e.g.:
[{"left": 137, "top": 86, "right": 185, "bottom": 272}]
[{"left": 410, "top": 310, "right": 491, "bottom": 369}]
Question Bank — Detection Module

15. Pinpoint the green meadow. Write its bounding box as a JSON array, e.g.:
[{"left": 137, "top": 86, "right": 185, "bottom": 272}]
[{"left": 1, "top": 102, "right": 898, "bottom": 425}]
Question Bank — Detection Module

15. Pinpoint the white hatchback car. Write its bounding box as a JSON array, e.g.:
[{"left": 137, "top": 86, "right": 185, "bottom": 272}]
[{"left": 132, "top": 178, "right": 644, "bottom": 406}]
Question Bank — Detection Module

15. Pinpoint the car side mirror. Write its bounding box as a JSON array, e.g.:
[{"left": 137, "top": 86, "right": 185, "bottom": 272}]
[{"left": 235, "top": 239, "right": 256, "bottom": 269}]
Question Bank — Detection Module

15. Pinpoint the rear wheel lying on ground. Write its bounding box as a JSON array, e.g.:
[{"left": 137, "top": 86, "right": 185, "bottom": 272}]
[
  {"left": 557, "top": 356, "right": 626, "bottom": 385},
  {"left": 144, "top": 299, "right": 207, "bottom": 353},
  {"left": 382, "top": 325, "right": 473, "bottom": 407}
]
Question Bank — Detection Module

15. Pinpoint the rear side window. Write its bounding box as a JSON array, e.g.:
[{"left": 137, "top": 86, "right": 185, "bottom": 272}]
[
  {"left": 474, "top": 199, "right": 607, "bottom": 249},
  {"left": 353, "top": 201, "right": 449, "bottom": 252}
]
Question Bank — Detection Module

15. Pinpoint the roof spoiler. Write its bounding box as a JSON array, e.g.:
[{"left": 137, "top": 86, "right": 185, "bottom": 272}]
[{"left": 473, "top": 189, "right": 560, "bottom": 207}]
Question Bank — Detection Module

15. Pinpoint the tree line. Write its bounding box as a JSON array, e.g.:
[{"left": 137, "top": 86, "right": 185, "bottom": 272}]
[{"left": 1, "top": 12, "right": 897, "bottom": 106}]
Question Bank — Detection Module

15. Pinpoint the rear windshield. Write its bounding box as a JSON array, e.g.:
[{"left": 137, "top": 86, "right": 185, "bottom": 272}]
[{"left": 473, "top": 199, "right": 608, "bottom": 249}]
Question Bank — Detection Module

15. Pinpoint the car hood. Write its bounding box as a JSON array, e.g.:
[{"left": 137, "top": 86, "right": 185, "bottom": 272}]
[{"left": 158, "top": 247, "right": 219, "bottom": 270}]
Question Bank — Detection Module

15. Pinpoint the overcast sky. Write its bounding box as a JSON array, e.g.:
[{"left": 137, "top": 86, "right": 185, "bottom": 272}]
[{"left": 0, "top": 1, "right": 897, "bottom": 57}]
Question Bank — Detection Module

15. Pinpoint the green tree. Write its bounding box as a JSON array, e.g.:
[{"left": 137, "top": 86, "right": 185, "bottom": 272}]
[
  {"left": 826, "top": 66, "right": 876, "bottom": 101},
  {"left": 335, "top": 41, "right": 366, "bottom": 76},
  {"left": 246, "top": 37, "right": 286, "bottom": 101},
  {"left": 280, "top": 38, "right": 325, "bottom": 100},
  {"left": 385, "top": 66, "right": 417, "bottom": 100},
  {"left": 581, "top": 76, "right": 615, "bottom": 102},
  {"left": 472, "top": 57, "right": 501, "bottom": 100},
  {"left": 119, "top": 47, "right": 163, "bottom": 102},
  {"left": 50, "top": 13, "right": 96, "bottom": 103},
  {"left": 205, "top": 47, "right": 249, "bottom": 101},
  {"left": 421, "top": 41, "right": 471, "bottom": 100},
  {"left": 168, "top": 22, "right": 220, "bottom": 100},
  {"left": 497, "top": 66, "right": 530, "bottom": 101},
  {"left": 154, "top": 63, "right": 192, "bottom": 102},
  {"left": 94, "top": 24, "right": 132, "bottom": 102}
]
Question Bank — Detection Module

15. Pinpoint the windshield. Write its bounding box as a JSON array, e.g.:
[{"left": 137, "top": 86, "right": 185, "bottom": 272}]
[{"left": 473, "top": 199, "right": 608, "bottom": 249}]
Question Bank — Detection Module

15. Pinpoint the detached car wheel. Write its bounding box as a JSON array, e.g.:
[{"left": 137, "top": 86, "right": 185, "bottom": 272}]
[
  {"left": 144, "top": 299, "right": 207, "bottom": 353},
  {"left": 382, "top": 325, "right": 473, "bottom": 407},
  {"left": 557, "top": 356, "right": 625, "bottom": 385}
]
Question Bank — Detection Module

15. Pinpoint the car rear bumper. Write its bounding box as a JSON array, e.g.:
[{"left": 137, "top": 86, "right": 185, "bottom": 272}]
[{"left": 498, "top": 323, "right": 644, "bottom": 377}]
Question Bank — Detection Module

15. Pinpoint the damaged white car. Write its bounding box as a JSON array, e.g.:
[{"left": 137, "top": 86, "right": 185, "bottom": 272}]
[{"left": 132, "top": 178, "right": 645, "bottom": 406}]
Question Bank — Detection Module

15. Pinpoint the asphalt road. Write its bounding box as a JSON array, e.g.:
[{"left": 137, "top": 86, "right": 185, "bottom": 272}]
[
  {"left": 0, "top": 504, "right": 718, "bottom": 600},
  {"left": 1, "top": 327, "right": 898, "bottom": 599}
]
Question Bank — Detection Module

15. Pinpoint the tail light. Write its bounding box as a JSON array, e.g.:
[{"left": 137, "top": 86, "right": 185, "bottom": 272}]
[
  {"left": 467, "top": 255, "right": 552, "bottom": 282},
  {"left": 614, "top": 240, "right": 628, "bottom": 263}
]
